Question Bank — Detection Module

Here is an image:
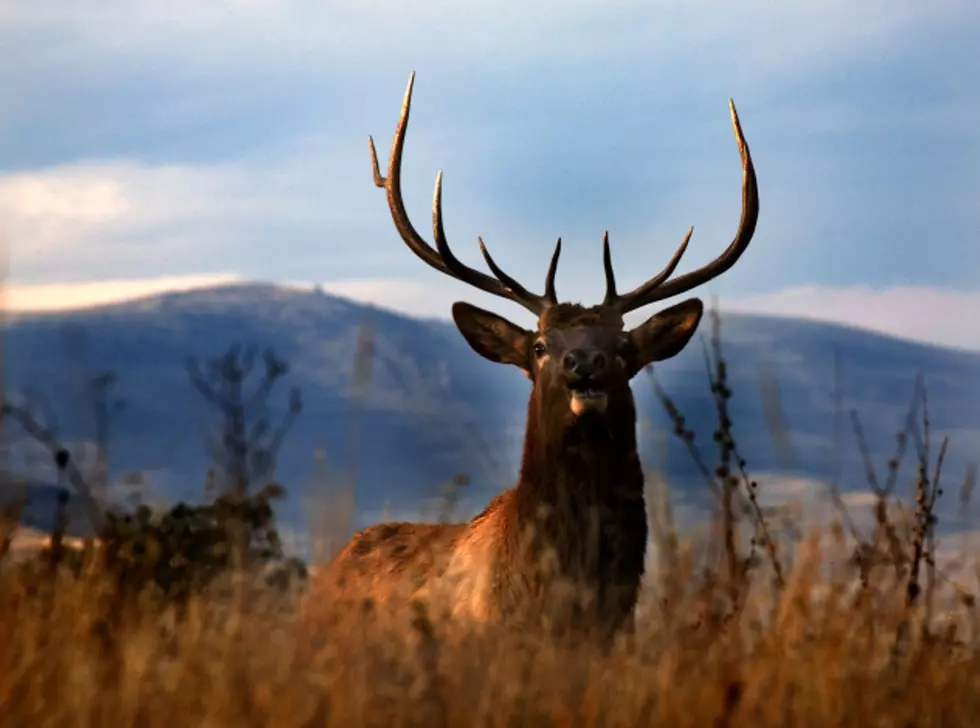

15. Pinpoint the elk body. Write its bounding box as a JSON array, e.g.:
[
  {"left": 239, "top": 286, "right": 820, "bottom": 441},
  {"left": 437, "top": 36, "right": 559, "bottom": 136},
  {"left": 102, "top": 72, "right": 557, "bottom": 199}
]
[{"left": 304, "top": 73, "right": 759, "bottom": 642}]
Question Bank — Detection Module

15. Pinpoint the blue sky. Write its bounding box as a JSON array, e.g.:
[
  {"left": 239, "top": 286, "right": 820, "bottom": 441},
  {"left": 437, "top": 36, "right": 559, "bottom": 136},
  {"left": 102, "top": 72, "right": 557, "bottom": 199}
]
[{"left": 2, "top": 1, "right": 980, "bottom": 348}]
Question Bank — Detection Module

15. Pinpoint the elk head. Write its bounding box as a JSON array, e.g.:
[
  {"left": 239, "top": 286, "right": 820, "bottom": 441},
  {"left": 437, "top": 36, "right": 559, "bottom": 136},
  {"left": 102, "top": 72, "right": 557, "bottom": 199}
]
[{"left": 368, "top": 73, "right": 758, "bottom": 435}]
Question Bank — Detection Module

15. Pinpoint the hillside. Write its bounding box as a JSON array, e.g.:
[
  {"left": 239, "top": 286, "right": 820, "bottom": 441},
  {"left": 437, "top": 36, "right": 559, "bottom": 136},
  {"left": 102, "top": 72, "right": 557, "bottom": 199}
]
[{"left": 2, "top": 283, "right": 978, "bottom": 543}]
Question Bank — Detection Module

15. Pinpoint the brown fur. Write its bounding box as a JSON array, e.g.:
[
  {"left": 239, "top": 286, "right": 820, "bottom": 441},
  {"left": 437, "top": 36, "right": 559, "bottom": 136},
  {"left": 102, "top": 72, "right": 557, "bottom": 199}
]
[{"left": 304, "top": 301, "right": 701, "bottom": 643}]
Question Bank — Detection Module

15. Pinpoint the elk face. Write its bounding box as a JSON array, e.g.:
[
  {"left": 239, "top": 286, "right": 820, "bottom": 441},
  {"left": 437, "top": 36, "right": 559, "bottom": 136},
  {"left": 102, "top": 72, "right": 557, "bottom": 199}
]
[
  {"left": 367, "top": 72, "right": 758, "bottom": 405},
  {"left": 532, "top": 309, "right": 625, "bottom": 420},
  {"left": 451, "top": 299, "right": 703, "bottom": 427}
]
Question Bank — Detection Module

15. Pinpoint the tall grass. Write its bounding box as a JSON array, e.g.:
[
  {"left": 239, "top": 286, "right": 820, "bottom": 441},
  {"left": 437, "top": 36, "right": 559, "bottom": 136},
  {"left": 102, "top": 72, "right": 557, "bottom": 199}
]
[{"left": 1, "top": 312, "right": 979, "bottom": 726}]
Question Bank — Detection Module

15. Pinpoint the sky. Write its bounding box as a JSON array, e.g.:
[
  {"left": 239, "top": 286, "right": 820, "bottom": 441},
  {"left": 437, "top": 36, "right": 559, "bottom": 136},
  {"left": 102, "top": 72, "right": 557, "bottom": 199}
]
[{"left": 2, "top": 1, "right": 980, "bottom": 349}]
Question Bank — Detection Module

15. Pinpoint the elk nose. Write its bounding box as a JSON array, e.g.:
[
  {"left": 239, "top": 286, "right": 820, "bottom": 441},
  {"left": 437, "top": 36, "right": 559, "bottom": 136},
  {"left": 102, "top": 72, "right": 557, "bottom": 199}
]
[{"left": 562, "top": 350, "right": 607, "bottom": 378}]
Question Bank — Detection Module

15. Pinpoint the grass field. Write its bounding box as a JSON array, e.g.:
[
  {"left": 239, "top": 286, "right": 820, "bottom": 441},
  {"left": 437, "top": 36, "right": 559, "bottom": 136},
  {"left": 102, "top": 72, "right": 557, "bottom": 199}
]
[
  {"left": 1, "top": 319, "right": 978, "bottom": 726},
  {"left": 1, "top": 505, "right": 978, "bottom": 727}
]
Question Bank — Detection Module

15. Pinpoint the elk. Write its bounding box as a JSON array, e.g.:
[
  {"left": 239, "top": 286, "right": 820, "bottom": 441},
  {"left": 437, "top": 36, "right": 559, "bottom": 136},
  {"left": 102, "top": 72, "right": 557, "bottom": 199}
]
[{"left": 303, "top": 73, "right": 758, "bottom": 643}]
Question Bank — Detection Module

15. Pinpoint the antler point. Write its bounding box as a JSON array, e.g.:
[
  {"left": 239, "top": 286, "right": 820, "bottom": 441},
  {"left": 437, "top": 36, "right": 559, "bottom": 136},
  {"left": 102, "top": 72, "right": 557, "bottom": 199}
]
[
  {"left": 368, "top": 136, "right": 385, "bottom": 187},
  {"left": 402, "top": 73, "right": 416, "bottom": 109}
]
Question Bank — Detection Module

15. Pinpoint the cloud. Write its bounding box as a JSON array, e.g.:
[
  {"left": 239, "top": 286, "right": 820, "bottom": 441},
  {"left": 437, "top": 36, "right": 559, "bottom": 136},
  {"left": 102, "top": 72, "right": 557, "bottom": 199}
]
[
  {"left": 3, "top": 274, "right": 243, "bottom": 312},
  {"left": 0, "top": 151, "right": 379, "bottom": 282},
  {"left": 1, "top": 0, "right": 978, "bottom": 332},
  {"left": 0, "top": 161, "right": 252, "bottom": 277},
  {"left": 7, "top": 272, "right": 979, "bottom": 355},
  {"left": 312, "top": 278, "right": 980, "bottom": 353},
  {"left": 725, "top": 284, "right": 980, "bottom": 352},
  {"left": 318, "top": 279, "right": 980, "bottom": 354},
  {"left": 5, "top": 1, "right": 972, "bottom": 83}
]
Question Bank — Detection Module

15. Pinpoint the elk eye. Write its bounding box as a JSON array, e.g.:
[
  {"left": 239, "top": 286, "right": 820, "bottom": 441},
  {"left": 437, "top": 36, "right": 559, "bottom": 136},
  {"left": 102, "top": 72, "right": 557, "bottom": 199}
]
[{"left": 533, "top": 341, "right": 547, "bottom": 358}]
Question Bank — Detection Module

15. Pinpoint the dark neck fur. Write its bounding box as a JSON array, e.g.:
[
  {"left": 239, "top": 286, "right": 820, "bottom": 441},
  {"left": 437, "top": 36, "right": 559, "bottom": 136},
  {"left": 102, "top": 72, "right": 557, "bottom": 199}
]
[
  {"left": 508, "top": 390, "right": 649, "bottom": 603},
  {"left": 517, "top": 389, "right": 643, "bottom": 502}
]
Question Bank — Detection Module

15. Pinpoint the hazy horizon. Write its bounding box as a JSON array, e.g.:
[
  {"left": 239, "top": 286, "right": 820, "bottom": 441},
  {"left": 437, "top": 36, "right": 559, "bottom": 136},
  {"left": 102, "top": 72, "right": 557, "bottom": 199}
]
[{"left": 3, "top": 276, "right": 980, "bottom": 355}]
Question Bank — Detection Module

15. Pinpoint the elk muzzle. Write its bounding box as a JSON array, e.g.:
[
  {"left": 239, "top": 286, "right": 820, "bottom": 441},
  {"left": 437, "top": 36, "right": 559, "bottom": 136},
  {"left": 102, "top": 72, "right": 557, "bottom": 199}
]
[{"left": 563, "top": 348, "right": 609, "bottom": 416}]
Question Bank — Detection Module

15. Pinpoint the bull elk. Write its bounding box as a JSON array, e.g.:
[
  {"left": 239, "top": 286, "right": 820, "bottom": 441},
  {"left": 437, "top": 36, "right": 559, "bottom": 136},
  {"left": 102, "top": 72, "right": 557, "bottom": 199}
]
[{"left": 304, "top": 73, "right": 758, "bottom": 643}]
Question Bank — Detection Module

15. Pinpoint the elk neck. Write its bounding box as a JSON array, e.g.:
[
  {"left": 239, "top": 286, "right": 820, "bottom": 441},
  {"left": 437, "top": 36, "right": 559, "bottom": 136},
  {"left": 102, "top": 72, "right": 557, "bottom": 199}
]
[{"left": 509, "top": 384, "right": 648, "bottom": 573}]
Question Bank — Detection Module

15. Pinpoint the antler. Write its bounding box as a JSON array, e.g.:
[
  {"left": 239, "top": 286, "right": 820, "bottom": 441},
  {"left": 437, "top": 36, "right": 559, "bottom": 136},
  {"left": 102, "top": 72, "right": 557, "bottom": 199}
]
[
  {"left": 602, "top": 99, "right": 759, "bottom": 315},
  {"left": 369, "top": 72, "right": 560, "bottom": 316}
]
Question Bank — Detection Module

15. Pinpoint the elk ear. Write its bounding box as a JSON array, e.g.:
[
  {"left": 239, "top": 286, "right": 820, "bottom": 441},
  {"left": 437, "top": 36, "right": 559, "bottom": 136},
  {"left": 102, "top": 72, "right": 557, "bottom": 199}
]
[
  {"left": 626, "top": 298, "right": 704, "bottom": 376},
  {"left": 452, "top": 302, "right": 531, "bottom": 370}
]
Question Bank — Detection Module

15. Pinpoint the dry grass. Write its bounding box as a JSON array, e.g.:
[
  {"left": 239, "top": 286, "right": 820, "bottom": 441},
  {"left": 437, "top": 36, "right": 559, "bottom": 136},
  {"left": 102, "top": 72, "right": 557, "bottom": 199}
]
[
  {"left": 4, "top": 315, "right": 979, "bottom": 726},
  {"left": 2, "top": 512, "right": 979, "bottom": 727}
]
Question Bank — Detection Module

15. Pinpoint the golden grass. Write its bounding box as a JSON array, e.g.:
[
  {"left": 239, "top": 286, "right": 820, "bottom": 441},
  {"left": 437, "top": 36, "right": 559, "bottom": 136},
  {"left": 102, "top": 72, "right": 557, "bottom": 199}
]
[
  {"left": 2, "top": 513, "right": 978, "bottom": 728},
  {"left": 2, "top": 313, "right": 973, "bottom": 725}
]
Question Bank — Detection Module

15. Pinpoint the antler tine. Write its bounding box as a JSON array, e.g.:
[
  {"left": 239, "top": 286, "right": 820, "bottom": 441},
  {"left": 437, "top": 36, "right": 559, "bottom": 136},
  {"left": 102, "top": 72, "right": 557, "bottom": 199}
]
[
  {"left": 604, "top": 227, "right": 693, "bottom": 309},
  {"left": 601, "top": 231, "right": 616, "bottom": 304},
  {"left": 608, "top": 99, "right": 759, "bottom": 315},
  {"left": 543, "top": 238, "right": 561, "bottom": 305},
  {"left": 370, "top": 71, "right": 554, "bottom": 316},
  {"left": 433, "top": 174, "right": 550, "bottom": 315},
  {"left": 368, "top": 72, "right": 446, "bottom": 274},
  {"left": 474, "top": 235, "right": 539, "bottom": 308}
]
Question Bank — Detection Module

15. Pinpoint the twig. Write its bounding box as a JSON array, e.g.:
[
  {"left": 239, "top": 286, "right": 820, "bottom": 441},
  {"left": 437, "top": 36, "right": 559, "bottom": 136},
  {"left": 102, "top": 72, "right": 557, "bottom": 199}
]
[
  {"left": 0, "top": 401, "right": 105, "bottom": 533},
  {"left": 702, "top": 307, "right": 784, "bottom": 592}
]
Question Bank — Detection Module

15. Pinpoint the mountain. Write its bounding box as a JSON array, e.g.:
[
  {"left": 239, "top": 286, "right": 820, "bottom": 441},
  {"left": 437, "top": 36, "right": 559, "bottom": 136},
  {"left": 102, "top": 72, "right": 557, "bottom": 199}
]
[{"left": 2, "top": 283, "right": 978, "bottom": 548}]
